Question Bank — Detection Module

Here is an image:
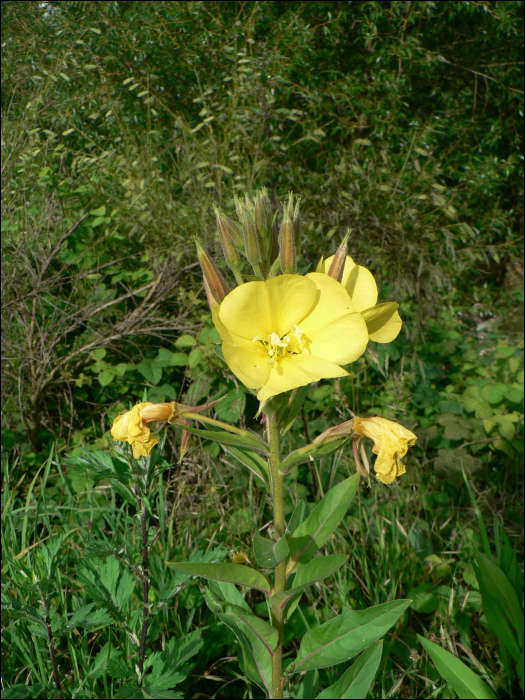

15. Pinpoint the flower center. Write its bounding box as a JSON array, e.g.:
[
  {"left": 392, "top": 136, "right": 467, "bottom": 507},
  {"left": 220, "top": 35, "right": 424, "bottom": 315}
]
[{"left": 253, "top": 324, "right": 304, "bottom": 366}]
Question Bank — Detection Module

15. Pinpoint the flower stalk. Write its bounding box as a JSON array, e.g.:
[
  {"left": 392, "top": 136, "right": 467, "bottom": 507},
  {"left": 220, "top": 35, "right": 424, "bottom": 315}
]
[{"left": 267, "top": 412, "right": 285, "bottom": 699}]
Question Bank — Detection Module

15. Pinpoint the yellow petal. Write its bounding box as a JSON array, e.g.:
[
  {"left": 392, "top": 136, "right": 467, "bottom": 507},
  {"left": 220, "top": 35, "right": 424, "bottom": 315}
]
[
  {"left": 354, "top": 416, "right": 416, "bottom": 484},
  {"left": 218, "top": 275, "right": 316, "bottom": 341},
  {"left": 266, "top": 275, "right": 317, "bottom": 337},
  {"left": 361, "top": 302, "right": 402, "bottom": 343},
  {"left": 257, "top": 354, "right": 348, "bottom": 401},
  {"left": 110, "top": 403, "right": 158, "bottom": 458},
  {"left": 323, "top": 255, "right": 378, "bottom": 312},
  {"left": 304, "top": 313, "right": 368, "bottom": 366},
  {"left": 222, "top": 340, "right": 270, "bottom": 390},
  {"left": 302, "top": 272, "right": 355, "bottom": 331}
]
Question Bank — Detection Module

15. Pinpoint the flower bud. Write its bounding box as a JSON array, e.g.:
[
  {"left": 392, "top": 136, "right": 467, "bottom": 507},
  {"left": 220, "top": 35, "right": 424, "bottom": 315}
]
[
  {"left": 195, "top": 239, "right": 229, "bottom": 304},
  {"left": 254, "top": 188, "right": 272, "bottom": 260},
  {"left": 178, "top": 422, "right": 190, "bottom": 463},
  {"left": 235, "top": 194, "right": 262, "bottom": 275},
  {"left": 213, "top": 205, "right": 244, "bottom": 251},
  {"left": 213, "top": 205, "right": 243, "bottom": 285},
  {"left": 292, "top": 197, "right": 302, "bottom": 249},
  {"left": 327, "top": 229, "right": 351, "bottom": 283},
  {"left": 279, "top": 193, "right": 297, "bottom": 274}
]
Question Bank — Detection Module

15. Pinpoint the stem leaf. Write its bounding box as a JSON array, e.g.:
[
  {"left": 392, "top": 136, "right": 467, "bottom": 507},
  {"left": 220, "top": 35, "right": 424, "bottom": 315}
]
[
  {"left": 287, "top": 474, "right": 359, "bottom": 565},
  {"left": 221, "top": 444, "right": 269, "bottom": 484},
  {"left": 292, "top": 599, "right": 411, "bottom": 672},
  {"left": 165, "top": 562, "right": 271, "bottom": 595},
  {"left": 272, "top": 554, "right": 348, "bottom": 610},
  {"left": 253, "top": 534, "right": 290, "bottom": 568},
  {"left": 179, "top": 424, "right": 267, "bottom": 452},
  {"left": 417, "top": 634, "right": 497, "bottom": 699},
  {"left": 316, "top": 640, "right": 383, "bottom": 699}
]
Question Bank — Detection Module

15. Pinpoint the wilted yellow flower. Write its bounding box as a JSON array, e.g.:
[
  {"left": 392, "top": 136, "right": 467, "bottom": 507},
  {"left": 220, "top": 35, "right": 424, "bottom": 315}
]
[
  {"left": 212, "top": 273, "right": 369, "bottom": 401},
  {"left": 353, "top": 416, "right": 417, "bottom": 484},
  {"left": 111, "top": 400, "right": 219, "bottom": 458},
  {"left": 111, "top": 402, "right": 163, "bottom": 458},
  {"left": 317, "top": 255, "right": 402, "bottom": 343}
]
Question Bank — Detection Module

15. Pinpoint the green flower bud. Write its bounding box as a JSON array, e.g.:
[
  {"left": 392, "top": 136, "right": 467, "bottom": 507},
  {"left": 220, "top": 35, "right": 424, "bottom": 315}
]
[
  {"left": 327, "top": 229, "right": 351, "bottom": 283},
  {"left": 279, "top": 193, "right": 297, "bottom": 274},
  {"left": 195, "top": 239, "right": 229, "bottom": 305}
]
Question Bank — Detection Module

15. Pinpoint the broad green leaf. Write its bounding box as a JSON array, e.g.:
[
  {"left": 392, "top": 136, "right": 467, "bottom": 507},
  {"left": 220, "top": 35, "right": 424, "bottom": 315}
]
[
  {"left": 169, "top": 352, "right": 189, "bottom": 366},
  {"left": 292, "top": 599, "right": 411, "bottom": 672},
  {"left": 179, "top": 424, "right": 267, "bottom": 452},
  {"left": 154, "top": 348, "right": 178, "bottom": 367},
  {"left": 98, "top": 369, "right": 115, "bottom": 386},
  {"left": 215, "top": 386, "right": 246, "bottom": 423},
  {"left": 272, "top": 554, "right": 348, "bottom": 611},
  {"left": 207, "top": 579, "right": 252, "bottom": 612},
  {"left": 317, "top": 640, "right": 383, "bottom": 699},
  {"left": 136, "top": 360, "right": 162, "bottom": 385},
  {"left": 218, "top": 612, "right": 273, "bottom": 695},
  {"left": 253, "top": 534, "right": 290, "bottom": 568},
  {"left": 475, "top": 551, "right": 523, "bottom": 648},
  {"left": 221, "top": 611, "right": 278, "bottom": 652},
  {"left": 220, "top": 443, "right": 269, "bottom": 484},
  {"left": 176, "top": 334, "right": 196, "bottom": 347},
  {"left": 165, "top": 562, "right": 271, "bottom": 594},
  {"left": 294, "top": 670, "right": 318, "bottom": 699},
  {"left": 287, "top": 474, "right": 359, "bottom": 565},
  {"left": 417, "top": 635, "right": 497, "bottom": 699},
  {"left": 188, "top": 348, "right": 202, "bottom": 367},
  {"left": 474, "top": 564, "right": 521, "bottom": 660}
]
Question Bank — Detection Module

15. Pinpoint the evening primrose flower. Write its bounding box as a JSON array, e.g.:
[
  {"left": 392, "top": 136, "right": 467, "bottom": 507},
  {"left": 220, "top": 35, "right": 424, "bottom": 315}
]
[
  {"left": 111, "top": 400, "right": 219, "bottom": 458},
  {"left": 212, "top": 273, "right": 368, "bottom": 401},
  {"left": 317, "top": 255, "right": 402, "bottom": 343},
  {"left": 353, "top": 416, "right": 417, "bottom": 484}
]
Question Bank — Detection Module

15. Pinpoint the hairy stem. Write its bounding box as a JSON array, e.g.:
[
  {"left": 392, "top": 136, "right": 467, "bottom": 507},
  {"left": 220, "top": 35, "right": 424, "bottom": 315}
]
[
  {"left": 134, "top": 484, "right": 150, "bottom": 683},
  {"left": 268, "top": 414, "right": 285, "bottom": 699}
]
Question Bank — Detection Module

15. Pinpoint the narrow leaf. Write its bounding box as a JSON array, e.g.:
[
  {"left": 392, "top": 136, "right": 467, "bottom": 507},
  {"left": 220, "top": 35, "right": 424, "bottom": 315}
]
[
  {"left": 272, "top": 554, "right": 348, "bottom": 610},
  {"left": 221, "top": 443, "right": 269, "bottom": 484},
  {"left": 417, "top": 635, "right": 497, "bottom": 699},
  {"left": 288, "top": 474, "right": 359, "bottom": 565},
  {"left": 218, "top": 613, "right": 273, "bottom": 695},
  {"left": 179, "top": 424, "right": 267, "bottom": 452},
  {"left": 292, "top": 600, "right": 411, "bottom": 672},
  {"left": 165, "top": 562, "right": 271, "bottom": 595},
  {"left": 317, "top": 640, "right": 383, "bottom": 699}
]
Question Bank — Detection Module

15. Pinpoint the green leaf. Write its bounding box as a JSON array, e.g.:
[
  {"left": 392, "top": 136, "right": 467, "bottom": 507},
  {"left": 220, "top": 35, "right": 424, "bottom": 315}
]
[
  {"left": 188, "top": 348, "right": 202, "bottom": 367},
  {"left": 215, "top": 386, "right": 246, "bottom": 423},
  {"left": 90, "top": 205, "right": 106, "bottom": 216},
  {"left": 272, "top": 554, "right": 348, "bottom": 611},
  {"left": 218, "top": 611, "right": 273, "bottom": 695},
  {"left": 287, "top": 498, "right": 310, "bottom": 534},
  {"left": 220, "top": 444, "right": 269, "bottom": 484},
  {"left": 98, "top": 369, "right": 115, "bottom": 386},
  {"left": 205, "top": 579, "right": 252, "bottom": 614},
  {"left": 317, "top": 640, "right": 383, "bottom": 699},
  {"left": 178, "top": 424, "right": 267, "bottom": 452},
  {"left": 137, "top": 360, "right": 162, "bottom": 385},
  {"left": 220, "top": 611, "right": 278, "bottom": 652},
  {"left": 407, "top": 584, "right": 438, "bottom": 613},
  {"left": 287, "top": 474, "right": 359, "bottom": 564},
  {"left": 253, "top": 534, "right": 290, "bottom": 568},
  {"left": 280, "top": 385, "right": 310, "bottom": 435},
  {"left": 292, "top": 599, "right": 411, "bottom": 672},
  {"left": 77, "top": 557, "right": 135, "bottom": 610},
  {"left": 417, "top": 635, "right": 497, "bottom": 699},
  {"left": 169, "top": 352, "right": 189, "bottom": 366},
  {"left": 280, "top": 437, "right": 350, "bottom": 472},
  {"left": 165, "top": 562, "right": 271, "bottom": 594},
  {"left": 176, "top": 334, "right": 196, "bottom": 347}
]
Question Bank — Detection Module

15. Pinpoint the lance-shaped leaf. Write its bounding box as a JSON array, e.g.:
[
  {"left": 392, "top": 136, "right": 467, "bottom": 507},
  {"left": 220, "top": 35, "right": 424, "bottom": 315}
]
[
  {"left": 219, "top": 611, "right": 275, "bottom": 695},
  {"left": 287, "top": 474, "right": 359, "bottom": 565},
  {"left": 165, "top": 562, "right": 271, "bottom": 595},
  {"left": 272, "top": 554, "right": 348, "bottom": 611},
  {"left": 291, "top": 599, "right": 411, "bottom": 673},
  {"left": 179, "top": 423, "right": 268, "bottom": 453},
  {"left": 417, "top": 635, "right": 497, "bottom": 699},
  {"left": 222, "top": 443, "right": 269, "bottom": 484},
  {"left": 253, "top": 534, "right": 290, "bottom": 568},
  {"left": 279, "top": 385, "right": 310, "bottom": 435},
  {"left": 287, "top": 498, "right": 310, "bottom": 534},
  {"left": 474, "top": 550, "right": 523, "bottom": 651},
  {"left": 280, "top": 438, "right": 350, "bottom": 472},
  {"left": 317, "top": 640, "right": 383, "bottom": 699}
]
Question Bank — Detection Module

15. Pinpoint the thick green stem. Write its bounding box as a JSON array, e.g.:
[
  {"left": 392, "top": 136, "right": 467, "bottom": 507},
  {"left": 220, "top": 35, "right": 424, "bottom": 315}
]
[{"left": 268, "top": 414, "right": 285, "bottom": 699}]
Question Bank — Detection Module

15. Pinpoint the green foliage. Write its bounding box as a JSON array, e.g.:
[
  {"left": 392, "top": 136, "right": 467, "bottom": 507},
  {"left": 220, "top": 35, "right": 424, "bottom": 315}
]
[{"left": 1, "top": 1, "right": 523, "bottom": 698}]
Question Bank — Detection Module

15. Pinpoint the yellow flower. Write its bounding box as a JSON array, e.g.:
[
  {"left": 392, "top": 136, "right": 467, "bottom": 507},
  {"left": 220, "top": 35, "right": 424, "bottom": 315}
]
[
  {"left": 353, "top": 416, "right": 417, "bottom": 484},
  {"left": 111, "top": 402, "right": 160, "bottom": 457},
  {"left": 317, "top": 255, "right": 402, "bottom": 343},
  {"left": 212, "top": 273, "right": 369, "bottom": 401}
]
